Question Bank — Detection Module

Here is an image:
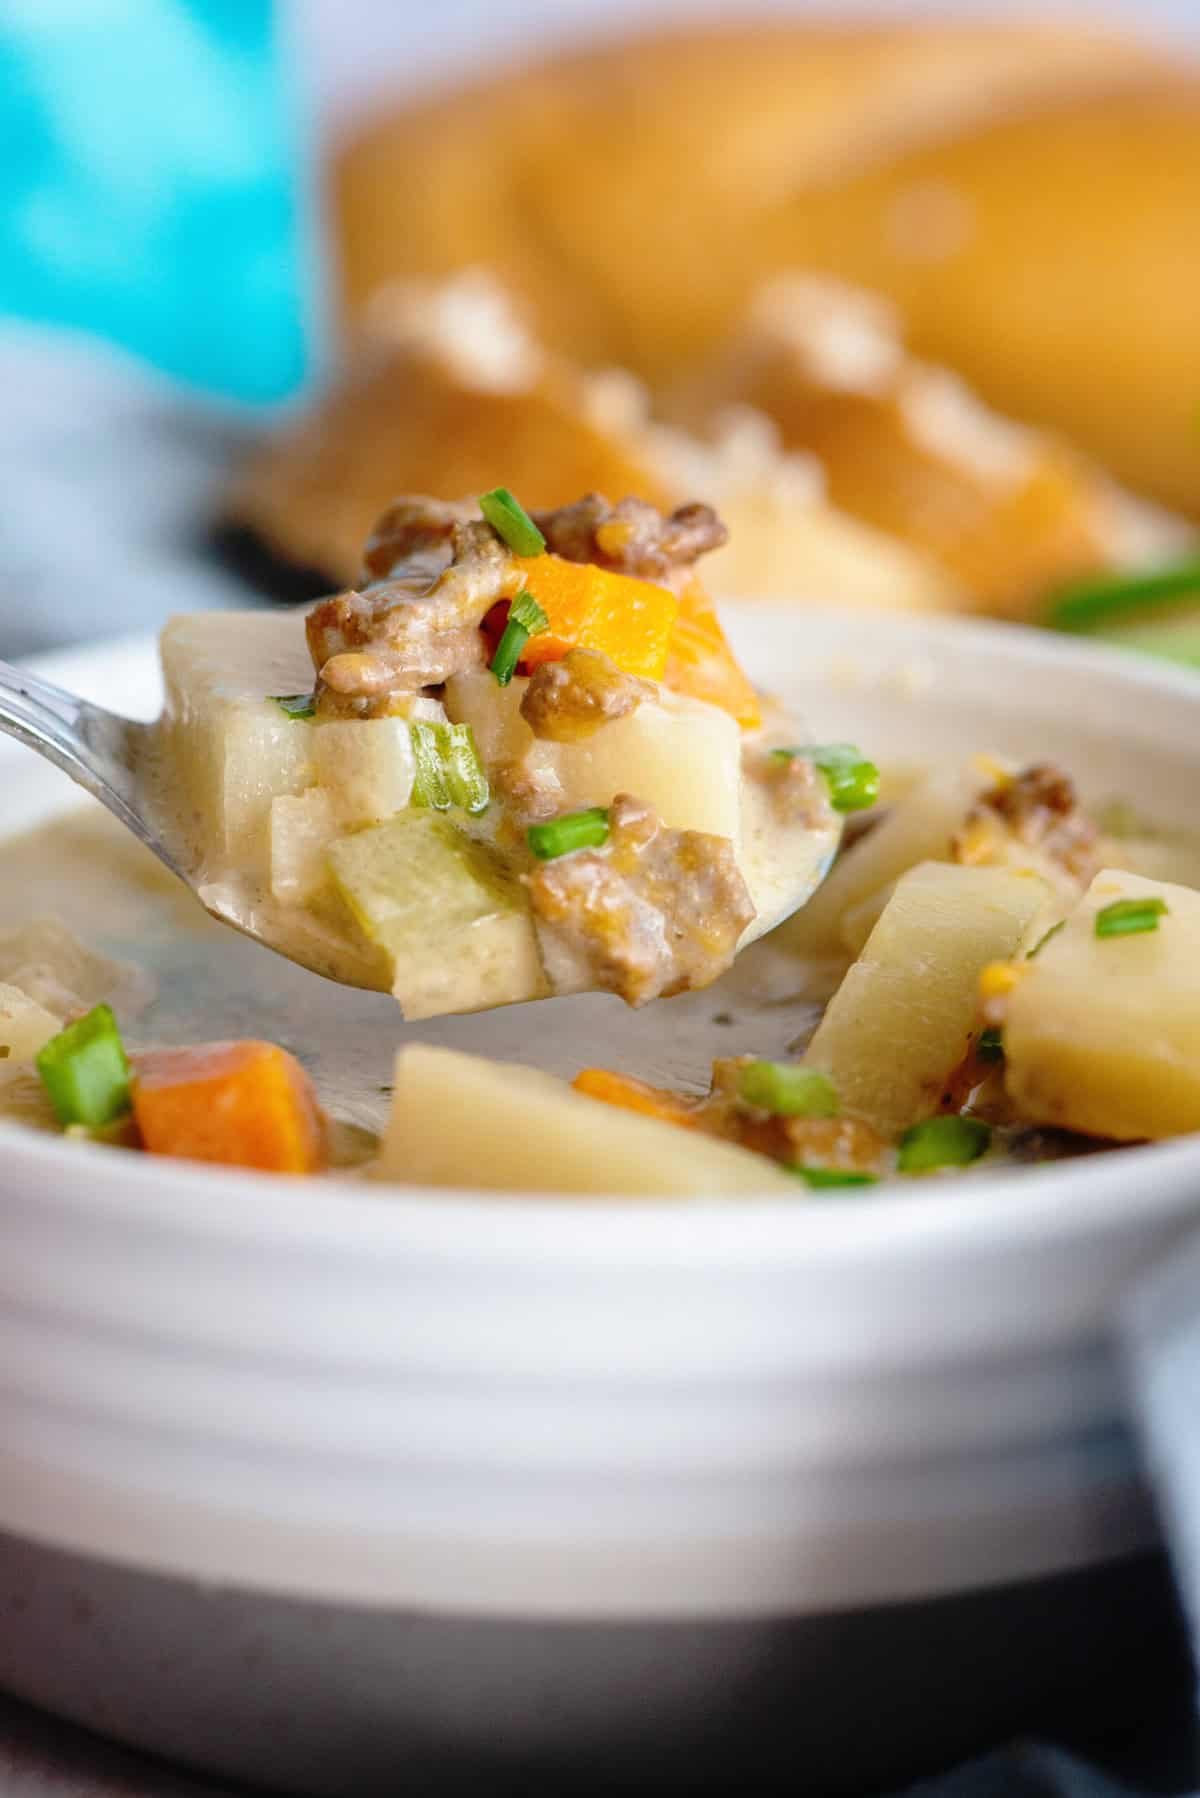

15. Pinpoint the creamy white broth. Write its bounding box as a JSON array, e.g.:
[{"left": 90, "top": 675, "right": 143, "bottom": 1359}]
[{"left": 1, "top": 801, "right": 830, "bottom": 1149}]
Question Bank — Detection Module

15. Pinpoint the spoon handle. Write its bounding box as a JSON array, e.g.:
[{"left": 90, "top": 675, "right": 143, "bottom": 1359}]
[{"left": 0, "top": 659, "right": 166, "bottom": 860}]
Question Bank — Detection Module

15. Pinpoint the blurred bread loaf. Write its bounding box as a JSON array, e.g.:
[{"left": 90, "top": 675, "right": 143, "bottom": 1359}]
[
  {"left": 331, "top": 18, "right": 1198, "bottom": 516},
  {"left": 758, "top": 79, "right": 1200, "bottom": 518},
  {"left": 230, "top": 273, "right": 670, "bottom": 583},
  {"left": 670, "top": 276, "right": 1189, "bottom": 617},
  {"left": 228, "top": 271, "right": 959, "bottom": 609}
]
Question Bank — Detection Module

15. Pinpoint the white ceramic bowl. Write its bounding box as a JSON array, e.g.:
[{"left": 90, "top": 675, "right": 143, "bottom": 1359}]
[{"left": 1, "top": 610, "right": 1198, "bottom": 1793}]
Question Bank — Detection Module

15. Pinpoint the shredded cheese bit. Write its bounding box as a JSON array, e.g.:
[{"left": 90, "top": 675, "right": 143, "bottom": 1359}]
[
  {"left": 971, "top": 754, "right": 1014, "bottom": 788},
  {"left": 979, "top": 961, "right": 1021, "bottom": 1002},
  {"left": 954, "top": 819, "right": 995, "bottom": 866}
]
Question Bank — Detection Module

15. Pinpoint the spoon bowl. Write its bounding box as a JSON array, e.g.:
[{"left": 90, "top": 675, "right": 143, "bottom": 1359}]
[
  {"left": 0, "top": 653, "right": 838, "bottom": 999},
  {"left": 0, "top": 656, "right": 363, "bottom": 978}
]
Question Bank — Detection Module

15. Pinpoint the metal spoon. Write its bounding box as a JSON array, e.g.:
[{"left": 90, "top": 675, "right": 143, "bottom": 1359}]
[
  {"left": 0, "top": 656, "right": 396, "bottom": 989},
  {"left": 0, "top": 655, "right": 840, "bottom": 998},
  {"left": 0, "top": 658, "right": 169, "bottom": 866}
]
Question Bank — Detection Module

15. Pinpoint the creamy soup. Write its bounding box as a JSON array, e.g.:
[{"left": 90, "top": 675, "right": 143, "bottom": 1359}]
[
  {"left": 6, "top": 487, "right": 1200, "bottom": 1194},
  {"left": 0, "top": 803, "right": 833, "bottom": 1158},
  {"left": 4, "top": 764, "right": 1200, "bottom": 1195}
]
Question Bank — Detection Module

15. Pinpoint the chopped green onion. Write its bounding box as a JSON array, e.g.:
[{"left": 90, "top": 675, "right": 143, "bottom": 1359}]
[
  {"left": 508, "top": 590, "right": 549, "bottom": 635},
  {"left": 739, "top": 1061, "right": 838, "bottom": 1118},
  {"left": 272, "top": 694, "right": 316, "bottom": 720},
  {"left": 1045, "top": 559, "right": 1200, "bottom": 635},
  {"left": 490, "top": 589, "right": 549, "bottom": 686},
  {"left": 479, "top": 487, "right": 546, "bottom": 557},
  {"left": 976, "top": 1026, "right": 1005, "bottom": 1064},
  {"left": 527, "top": 807, "right": 610, "bottom": 860},
  {"left": 36, "top": 1003, "right": 132, "bottom": 1129},
  {"left": 1094, "top": 895, "right": 1168, "bottom": 939},
  {"left": 898, "top": 1115, "right": 991, "bottom": 1175},
  {"left": 772, "top": 742, "right": 880, "bottom": 812},
  {"left": 792, "top": 1166, "right": 880, "bottom": 1189},
  {"left": 1028, "top": 920, "right": 1065, "bottom": 959},
  {"left": 409, "top": 722, "right": 489, "bottom": 814}
]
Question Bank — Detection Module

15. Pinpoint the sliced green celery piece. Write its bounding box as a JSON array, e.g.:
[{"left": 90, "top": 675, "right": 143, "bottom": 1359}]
[{"left": 326, "top": 813, "right": 545, "bottom": 1019}]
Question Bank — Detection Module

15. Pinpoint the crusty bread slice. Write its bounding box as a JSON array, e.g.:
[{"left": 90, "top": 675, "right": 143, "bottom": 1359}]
[
  {"left": 760, "top": 78, "right": 1200, "bottom": 519},
  {"left": 668, "top": 275, "right": 1192, "bottom": 618},
  {"left": 226, "top": 272, "right": 673, "bottom": 589},
  {"left": 226, "top": 271, "right": 958, "bottom": 610},
  {"left": 329, "top": 21, "right": 1198, "bottom": 514},
  {"left": 332, "top": 18, "right": 1160, "bottom": 373}
]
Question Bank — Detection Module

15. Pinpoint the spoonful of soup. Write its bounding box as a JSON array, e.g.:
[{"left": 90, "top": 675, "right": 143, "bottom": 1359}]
[{"left": 0, "top": 491, "right": 861, "bottom": 1019}]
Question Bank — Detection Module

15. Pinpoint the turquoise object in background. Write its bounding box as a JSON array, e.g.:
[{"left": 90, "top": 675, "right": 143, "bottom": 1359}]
[{"left": 0, "top": 0, "right": 318, "bottom": 404}]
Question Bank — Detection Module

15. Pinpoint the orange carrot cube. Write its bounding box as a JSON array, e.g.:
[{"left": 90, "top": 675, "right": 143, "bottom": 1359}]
[
  {"left": 662, "top": 578, "right": 761, "bottom": 729},
  {"left": 510, "top": 553, "right": 679, "bottom": 680},
  {"left": 132, "top": 1041, "right": 327, "bottom": 1174},
  {"left": 573, "top": 1067, "right": 702, "bottom": 1130}
]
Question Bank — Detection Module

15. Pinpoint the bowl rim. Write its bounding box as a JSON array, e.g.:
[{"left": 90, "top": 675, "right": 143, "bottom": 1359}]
[
  {"left": 9, "top": 606, "right": 1200, "bottom": 1267},
  {"left": 5, "top": 1104, "right": 1200, "bottom": 1270}
]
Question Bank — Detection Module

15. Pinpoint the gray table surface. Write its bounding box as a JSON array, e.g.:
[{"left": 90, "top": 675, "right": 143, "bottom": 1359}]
[{"left": 0, "top": 1690, "right": 246, "bottom": 1798}]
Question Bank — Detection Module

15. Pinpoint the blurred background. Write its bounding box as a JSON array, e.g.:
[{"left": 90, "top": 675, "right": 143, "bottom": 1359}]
[{"left": 2, "top": 0, "right": 1198, "bottom": 658}]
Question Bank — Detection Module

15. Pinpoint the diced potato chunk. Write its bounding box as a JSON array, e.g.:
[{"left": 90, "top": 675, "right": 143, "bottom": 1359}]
[
  {"left": 444, "top": 671, "right": 741, "bottom": 840},
  {"left": 0, "top": 968, "right": 93, "bottom": 1134},
  {"left": 161, "top": 610, "right": 314, "bottom": 705},
  {"left": 787, "top": 763, "right": 993, "bottom": 957},
  {"left": 0, "top": 982, "right": 62, "bottom": 1062},
  {"left": 313, "top": 717, "right": 417, "bottom": 826},
  {"left": 0, "top": 1066, "right": 60, "bottom": 1133},
  {"left": 1006, "top": 870, "right": 1200, "bottom": 1141},
  {"left": 160, "top": 614, "right": 316, "bottom": 876},
  {"left": 803, "top": 861, "right": 1049, "bottom": 1138},
  {"left": 440, "top": 672, "right": 526, "bottom": 767},
  {"left": 559, "top": 688, "right": 740, "bottom": 839},
  {"left": 270, "top": 789, "right": 339, "bottom": 905},
  {"left": 327, "top": 812, "right": 549, "bottom": 1020},
  {"left": 0, "top": 919, "right": 135, "bottom": 1018},
  {"left": 381, "top": 1045, "right": 796, "bottom": 1195}
]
